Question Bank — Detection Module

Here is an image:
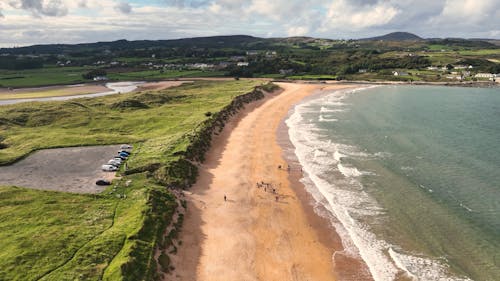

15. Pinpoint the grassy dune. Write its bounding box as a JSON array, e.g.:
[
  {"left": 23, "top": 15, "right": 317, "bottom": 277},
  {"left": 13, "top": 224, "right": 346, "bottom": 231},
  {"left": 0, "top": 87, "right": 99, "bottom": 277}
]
[
  {"left": 0, "top": 80, "right": 264, "bottom": 280},
  {"left": 0, "top": 88, "right": 102, "bottom": 100}
]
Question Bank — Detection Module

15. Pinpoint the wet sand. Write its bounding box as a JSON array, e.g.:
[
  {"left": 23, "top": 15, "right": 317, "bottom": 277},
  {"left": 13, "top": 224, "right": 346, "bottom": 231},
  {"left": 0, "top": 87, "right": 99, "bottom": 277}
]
[{"left": 169, "top": 83, "right": 372, "bottom": 281}]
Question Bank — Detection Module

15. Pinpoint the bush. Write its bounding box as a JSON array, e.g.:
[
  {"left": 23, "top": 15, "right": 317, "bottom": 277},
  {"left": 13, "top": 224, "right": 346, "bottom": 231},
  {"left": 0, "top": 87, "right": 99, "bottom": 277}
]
[{"left": 82, "top": 69, "right": 107, "bottom": 80}]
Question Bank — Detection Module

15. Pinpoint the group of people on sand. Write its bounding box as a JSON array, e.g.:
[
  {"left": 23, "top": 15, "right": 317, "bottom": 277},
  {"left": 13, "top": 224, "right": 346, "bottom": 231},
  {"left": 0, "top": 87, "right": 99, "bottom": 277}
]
[
  {"left": 256, "top": 181, "right": 280, "bottom": 201},
  {"left": 277, "top": 164, "right": 291, "bottom": 172},
  {"left": 224, "top": 164, "right": 298, "bottom": 203}
]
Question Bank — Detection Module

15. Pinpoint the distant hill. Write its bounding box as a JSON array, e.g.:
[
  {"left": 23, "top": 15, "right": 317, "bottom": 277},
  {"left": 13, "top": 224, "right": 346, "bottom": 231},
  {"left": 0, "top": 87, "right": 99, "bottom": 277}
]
[
  {"left": 361, "top": 32, "right": 423, "bottom": 41},
  {"left": 0, "top": 35, "right": 264, "bottom": 55}
]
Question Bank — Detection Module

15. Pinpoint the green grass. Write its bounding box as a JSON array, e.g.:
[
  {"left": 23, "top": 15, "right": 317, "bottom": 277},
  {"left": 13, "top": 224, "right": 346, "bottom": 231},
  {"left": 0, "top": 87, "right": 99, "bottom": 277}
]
[
  {"left": 457, "top": 49, "right": 500, "bottom": 56},
  {"left": 0, "top": 187, "right": 115, "bottom": 281},
  {"left": 0, "top": 67, "right": 227, "bottom": 89},
  {"left": 107, "top": 70, "right": 226, "bottom": 81},
  {"left": 0, "top": 67, "right": 92, "bottom": 88},
  {"left": 0, "top": 80, "right": 264, "bottom": 280},
  {"left": 286, "top": 74, "right": 337, "bottom": 80},
  {"left": 0, "top": 80, "right": 259, "bottom": 165},
  {"left": 0, "top": 88, "right": 104, "bottom": 100}
]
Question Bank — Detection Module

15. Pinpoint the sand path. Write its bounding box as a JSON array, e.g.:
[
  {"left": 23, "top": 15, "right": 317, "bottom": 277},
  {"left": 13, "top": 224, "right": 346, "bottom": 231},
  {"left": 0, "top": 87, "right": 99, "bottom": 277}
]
[{"left": 171, "top": 83, "right": 355, "bottom": 281}]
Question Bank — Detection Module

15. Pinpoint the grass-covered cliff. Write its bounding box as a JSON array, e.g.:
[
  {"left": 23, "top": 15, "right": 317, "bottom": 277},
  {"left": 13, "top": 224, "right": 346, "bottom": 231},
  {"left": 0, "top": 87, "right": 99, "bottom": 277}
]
[{"left": 0, "top": 80, "right": 276, "bottom": 280}]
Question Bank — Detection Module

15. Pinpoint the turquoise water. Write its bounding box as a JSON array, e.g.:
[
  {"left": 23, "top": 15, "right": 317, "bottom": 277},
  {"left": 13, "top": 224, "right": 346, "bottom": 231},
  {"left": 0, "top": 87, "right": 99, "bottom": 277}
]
[{"left": 286, "top": 85, "right": 500, "bottom": 281}]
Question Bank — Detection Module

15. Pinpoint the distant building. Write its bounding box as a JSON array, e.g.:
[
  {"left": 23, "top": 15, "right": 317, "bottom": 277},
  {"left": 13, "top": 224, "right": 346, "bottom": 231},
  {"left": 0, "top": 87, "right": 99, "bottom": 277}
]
[
  {"left": 237, "top": 62, "right": 249, "bottom": 67},
  {"left": 475, "top": 73, "right": 495, "bottom": 79},
  {"left": 454, "top": 65, "right": 473, "bottom": 70},
  {"left": 246, "top": 50, "right": 259, "bottom": 56},
  {"left": 93, "top": 76, "right": 108, "bottom": 81},
  {"left": 446, "top": 75, "right": 462, "bottom": 81},
  {"left": 265, "top": 51, "right": 277, "bottom": 58},
  {"left": 216, "top": 62, "right": 230, "bottom": 70},
  {"left": 230, "top": 56, "right": 246, "bottom": 62},
  {"left": 358, "top": 69, "right": 368, "bottom": 73},
  {"left": 279, "top": 69, "right": 294, "bottom": 75},
  {"left": 393, "top": 71, "right": 409, "bottom": 76},
  {"left": 427, "top": 66, "right": 439, "bottom": 71}
]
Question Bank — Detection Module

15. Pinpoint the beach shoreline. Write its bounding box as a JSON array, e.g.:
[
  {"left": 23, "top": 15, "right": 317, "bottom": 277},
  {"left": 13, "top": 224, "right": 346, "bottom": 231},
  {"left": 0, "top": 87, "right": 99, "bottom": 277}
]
[
  {"left": 169, "top": 82, "right": 372, "bottom": 281},
  {"left": 276, "top": 88, "right": 374, "bottom": 281}
]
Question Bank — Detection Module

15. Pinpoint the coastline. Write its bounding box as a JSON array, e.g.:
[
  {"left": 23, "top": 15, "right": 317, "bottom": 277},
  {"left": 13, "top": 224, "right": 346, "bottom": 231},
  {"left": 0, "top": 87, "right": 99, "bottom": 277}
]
[
  {"left": 276, "top": 88, "right": 374, "bottom": 281},
  {"left": 170, "top": 82, "right": 371, "bottom": 281}
]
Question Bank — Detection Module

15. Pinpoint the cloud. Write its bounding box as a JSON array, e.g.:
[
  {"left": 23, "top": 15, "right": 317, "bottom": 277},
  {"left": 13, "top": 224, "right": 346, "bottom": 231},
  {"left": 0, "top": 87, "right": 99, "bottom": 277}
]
[
  {"left": 78, "top": 0, "right": 87, "bottom": 8},
  {"left": 322, "top": 0, "right": 399, "bottom": 30},
  {"left": 163, "top": 0, "right": 210, "bottom": 8},
  {"left": 8, "top": 0, "right": 68, "bottom": 17},
  {"left": 115, "top": 1, "right": 132, "bottom": 14},
  {"left": 287, "top": 26, "right": 309, "bottom": 37},
  {"left": 0, "top": 0, "right": 499, "bottom": 47}
]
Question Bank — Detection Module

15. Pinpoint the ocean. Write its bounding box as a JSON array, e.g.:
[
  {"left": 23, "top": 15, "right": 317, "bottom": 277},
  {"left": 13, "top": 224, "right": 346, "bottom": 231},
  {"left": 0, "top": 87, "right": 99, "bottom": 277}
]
[{"left": 286, "top": 85, "right": 500, "bottom": 281}]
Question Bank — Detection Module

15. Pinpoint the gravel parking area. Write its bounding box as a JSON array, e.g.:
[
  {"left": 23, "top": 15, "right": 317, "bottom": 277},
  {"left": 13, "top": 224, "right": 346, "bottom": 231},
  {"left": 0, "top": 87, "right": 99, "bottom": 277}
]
[{"left": 0, "top": 145, "right": 122, "bottom": 193}]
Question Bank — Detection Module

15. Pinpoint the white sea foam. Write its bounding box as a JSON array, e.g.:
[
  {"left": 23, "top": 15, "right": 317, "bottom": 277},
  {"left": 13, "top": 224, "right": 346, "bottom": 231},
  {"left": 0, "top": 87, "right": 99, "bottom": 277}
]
[
  {"left": 333, "top": 151, "right": 344, "bottom": 162},
  {"left": 401, "top": 166, "right": 414, "bottom": 171},
  {"left": 320, "top": 106, "right": 344, "bottom": 113},
  {"left": 286, "top": 86, "right": 469, "bottom": 281},
  {"left": 338, "top": 163, "right": 363, "bottom": 177},
  {"left": 319, "top": 114, "right": 338, "bottom": 122},
  {"left": 388, "top": 248, "right": 472, "bottom": 281}
]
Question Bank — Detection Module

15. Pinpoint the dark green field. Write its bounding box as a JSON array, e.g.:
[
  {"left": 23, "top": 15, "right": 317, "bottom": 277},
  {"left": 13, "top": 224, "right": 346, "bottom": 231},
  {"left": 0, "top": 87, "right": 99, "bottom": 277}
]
[{"left": 1, "top": 35, "right": 498, "bottom": 88}]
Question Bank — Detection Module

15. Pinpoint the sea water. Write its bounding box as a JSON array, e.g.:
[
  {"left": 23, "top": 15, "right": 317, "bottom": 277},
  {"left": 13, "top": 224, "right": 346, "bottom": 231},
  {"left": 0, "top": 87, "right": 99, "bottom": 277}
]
[{"left": 286, "top": 85, "right": 500, "bottom": 281}]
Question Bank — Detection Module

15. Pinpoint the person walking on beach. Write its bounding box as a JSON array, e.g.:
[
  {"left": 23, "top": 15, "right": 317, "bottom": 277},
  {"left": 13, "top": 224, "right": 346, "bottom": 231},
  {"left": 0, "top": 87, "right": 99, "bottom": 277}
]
[{"left": 224, "top": 195, "right": 227, "bottom": 201}]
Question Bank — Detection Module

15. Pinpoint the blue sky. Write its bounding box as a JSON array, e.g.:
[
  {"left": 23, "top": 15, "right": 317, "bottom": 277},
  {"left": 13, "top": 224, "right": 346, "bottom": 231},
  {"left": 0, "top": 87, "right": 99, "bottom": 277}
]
[{"left": 0, "top": 0, "right": 499, "bottom": 47}]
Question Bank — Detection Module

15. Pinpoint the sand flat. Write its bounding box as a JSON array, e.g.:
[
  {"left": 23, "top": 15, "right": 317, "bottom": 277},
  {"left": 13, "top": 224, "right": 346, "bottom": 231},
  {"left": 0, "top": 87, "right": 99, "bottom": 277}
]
[{"left": 170, "top": 83, "right": 362, "bottom": 281}]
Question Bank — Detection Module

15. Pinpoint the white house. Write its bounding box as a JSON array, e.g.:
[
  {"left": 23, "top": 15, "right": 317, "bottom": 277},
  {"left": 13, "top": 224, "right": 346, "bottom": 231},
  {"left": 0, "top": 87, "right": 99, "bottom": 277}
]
[
  {"left": 93, "top": 76, "right": 108, "bottom": 81},
  {"left": 393, "top": 71, "right": 409, "bottom": 76},
  {"left": 237, "top": 62, "right": 249, "bottom": 67},
  {"left": 474, "top": 73, "right": 495, "bottom": 79}
]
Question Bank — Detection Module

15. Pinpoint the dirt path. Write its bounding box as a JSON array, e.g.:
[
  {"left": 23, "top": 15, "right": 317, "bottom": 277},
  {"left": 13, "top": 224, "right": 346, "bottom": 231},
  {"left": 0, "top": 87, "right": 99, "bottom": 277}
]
[{"left": 169, "top": 83, "right": 359, "bottom": 281}]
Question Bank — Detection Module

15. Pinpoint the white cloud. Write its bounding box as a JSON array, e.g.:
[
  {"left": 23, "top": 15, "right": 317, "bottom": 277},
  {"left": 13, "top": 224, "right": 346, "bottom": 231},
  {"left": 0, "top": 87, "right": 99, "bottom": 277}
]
[
  {"left": 115, "top": 2, "right": 132, "bottom": 14},
  {"left": 287, "top": 26, "right": 309, "bottom": 37},
  {"left": 0, "top": 0, "right": 499, "bottom": 46},
  {"left": 322, "top": 0, "right": 399, "bottom": 31},
  {"left": 440, "top": 0, "right": 495, "bottom": 21},
  {"left": 8, "top": 0, "right": 69, "bottom": 17}
]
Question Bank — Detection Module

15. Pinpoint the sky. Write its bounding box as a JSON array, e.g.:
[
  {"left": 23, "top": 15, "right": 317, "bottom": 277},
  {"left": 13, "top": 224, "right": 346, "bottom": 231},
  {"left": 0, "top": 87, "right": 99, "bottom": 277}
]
[{"left": 0, "top": 0, "right": 499, "bottom": 47}]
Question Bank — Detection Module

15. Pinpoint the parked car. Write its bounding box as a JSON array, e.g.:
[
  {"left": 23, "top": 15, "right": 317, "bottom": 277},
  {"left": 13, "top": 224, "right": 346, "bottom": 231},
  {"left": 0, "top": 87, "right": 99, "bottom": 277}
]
[
  {"left": 118, "top": 150, "right": 131, "bottom": 155},
  {"left": 119, "top": 152, "right": 129, "bottom": 158},
  {"left": 96, "top": 179, "right": 111, "bottom": 186},
  {"left": 116, "top": 155, "right": 127, "bottom": 160},
  {"left": 120, "top": 144, "right": 133, "bottom": 149},
  {"left": 108, "top": 160, "right": 121, "bottom": 167},
  {"left": 102, "top": 164, "right": 118, "bottom": 172}
]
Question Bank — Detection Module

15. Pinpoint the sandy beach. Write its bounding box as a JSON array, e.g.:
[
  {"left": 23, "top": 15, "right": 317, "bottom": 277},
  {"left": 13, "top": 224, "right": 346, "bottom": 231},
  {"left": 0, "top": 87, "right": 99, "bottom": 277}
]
[{"left": 169, "top": 82, "right": 372, "bottom": 281}]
